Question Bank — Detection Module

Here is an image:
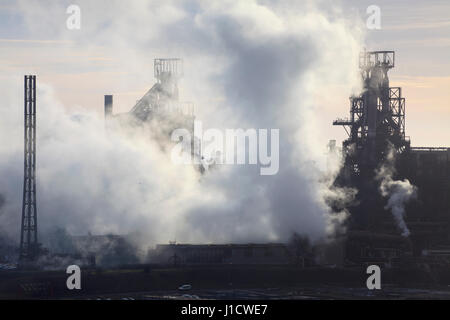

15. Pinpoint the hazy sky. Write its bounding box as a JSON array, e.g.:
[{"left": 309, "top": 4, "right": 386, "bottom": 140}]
[{"left": 0, "top": 0, "right": 449, "bottom": 147}]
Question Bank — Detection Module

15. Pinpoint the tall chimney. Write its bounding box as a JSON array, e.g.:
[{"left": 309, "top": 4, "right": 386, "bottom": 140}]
[{"left": 104, "top": 95, "right": 113, "bottom": 119}]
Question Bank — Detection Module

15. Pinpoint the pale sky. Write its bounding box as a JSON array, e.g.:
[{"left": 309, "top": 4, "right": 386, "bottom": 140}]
[
  {"left": 0, "top": 0, "right": 449, "bottom": 147},
  {"left": 341, "top": 0, "right": 450, "bottom": 147}
]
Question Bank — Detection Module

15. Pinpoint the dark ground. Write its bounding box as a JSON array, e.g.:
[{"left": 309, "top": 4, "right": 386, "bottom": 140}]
[{"left": 1, "top": 264, "right": 449, "bottom": 300}]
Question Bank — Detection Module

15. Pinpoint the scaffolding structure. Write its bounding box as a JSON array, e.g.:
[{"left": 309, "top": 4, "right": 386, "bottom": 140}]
[
  {"left": 333, "top": 51, "right": 409, "bottom": 179},
  {"left": 121, "top": 58, "right": 192, "bottom": 122},
  {"left": 104, "top": 58, "right": 202, "bottom": 168},
  {"left": 20, "top": 75, "right": 39, "bottom": 262}
]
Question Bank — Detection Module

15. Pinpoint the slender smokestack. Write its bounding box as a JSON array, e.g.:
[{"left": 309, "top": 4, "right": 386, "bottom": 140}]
[{"left": 104, "top": 95, "right": 113, "bottom": 119}]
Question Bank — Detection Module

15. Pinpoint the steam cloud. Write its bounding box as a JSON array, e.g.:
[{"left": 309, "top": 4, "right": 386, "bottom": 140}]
[
  {"left": 377, "top": 148, "right": 417, "bottom": 237},
  {"left": 0, "top": 1, "right": 363, "bottom": 252}
]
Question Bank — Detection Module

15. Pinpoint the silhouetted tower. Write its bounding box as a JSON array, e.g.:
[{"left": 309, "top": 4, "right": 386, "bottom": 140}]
[
  {"left": 333, "top": 51, "right": 410, "bottom": 230},
  {"left": 20, "top": 75, "right": 39, "bottom": 261},
  {"left": 334, "top": 51, "right": 409, "bottom": 181}
]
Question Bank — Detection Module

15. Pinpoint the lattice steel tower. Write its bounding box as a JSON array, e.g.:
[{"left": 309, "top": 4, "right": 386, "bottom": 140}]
[
  {"left": 19, "top": 75, "right": 39, "bottom": 262},
  {"left": 333, "top": 51, "right": 409, "bottom": 180},
  {"left": 332, "top": 51, "right": 411, "bottom": 230}
]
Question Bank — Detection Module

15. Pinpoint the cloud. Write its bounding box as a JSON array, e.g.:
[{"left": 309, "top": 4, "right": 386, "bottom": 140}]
[{"left": 0, "top": 0, "right": 363, "bottom": 251}]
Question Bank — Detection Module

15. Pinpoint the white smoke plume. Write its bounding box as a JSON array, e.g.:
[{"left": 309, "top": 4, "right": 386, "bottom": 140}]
[
  {"left": 377, "top": 148, "right": 417, "bottom": 237},
  {"left": 321, "top": 144, "right": 358, "bottom": 236},
  {"left": 0, "top": 1, "right": 364, "bottom": 252}
]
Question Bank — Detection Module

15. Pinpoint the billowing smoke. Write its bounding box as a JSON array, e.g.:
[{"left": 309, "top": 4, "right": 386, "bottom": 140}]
[
  {"left": 377, "top": 148, "right": 417, "bottom": 237},
  {"left": 322, "top": 144, "right": 358, "bottom": 236},
  {"left": 0, "top": 1, "right": 363, "bottom": 252}
]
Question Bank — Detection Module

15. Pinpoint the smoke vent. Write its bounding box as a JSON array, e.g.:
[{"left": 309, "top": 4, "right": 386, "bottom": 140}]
[{"left": 104, "top": 95, "right": 113, "bottom": 118}]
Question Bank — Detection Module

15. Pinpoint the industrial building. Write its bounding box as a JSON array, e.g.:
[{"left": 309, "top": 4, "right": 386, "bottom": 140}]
[
  {"left": 70, "top": 234, "right": 140, "bottom": 267},
  {"left": 103, "top": 58, "right": 202, "bottom": 168},
  {"left": 14, "top": 52, "right": 450, "bottom": 274},
  {"left": 149, "top": 243, "right": 292, "bottom": 266},
  {"left": 332, "top": 51, "right": 450, "bottom": 267}
]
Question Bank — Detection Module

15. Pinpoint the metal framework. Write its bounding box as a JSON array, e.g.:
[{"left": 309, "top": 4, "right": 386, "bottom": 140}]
[
  {"left": 359, "top": 50, "right": 395, "bottom": 70},
  {"left": 20, "top": 75, "right": 38, "bottom": 262},
  {"left": 129, "top": 58, "right": 189, "bottom": 121},
  {"left": 154, "top": 58, "right": 183, "bottom": 82},
  {"left": 105, "top": 58, "right": 201, "bottom": 169},
  {"left": 331, "top": 50, "right": 450, "bottom": 263},
  {"left": 333, "top": 50, "right": 409, "bottom": 176},
  {"left": 411, "top": 147, "right": 450, "bottom": 152}
]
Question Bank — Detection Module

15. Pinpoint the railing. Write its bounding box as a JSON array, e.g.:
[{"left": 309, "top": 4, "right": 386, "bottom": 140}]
[{"left": 411, "top": 147, "right": 450, "bottom": 152}]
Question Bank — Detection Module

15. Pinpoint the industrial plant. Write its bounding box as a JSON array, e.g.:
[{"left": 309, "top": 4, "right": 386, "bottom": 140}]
[
  {"left": 1, "top": 50, "right": 450, "bottom": 300},
  {"left": 104, "top": 58, "right": 201, "bottom": 169}
]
